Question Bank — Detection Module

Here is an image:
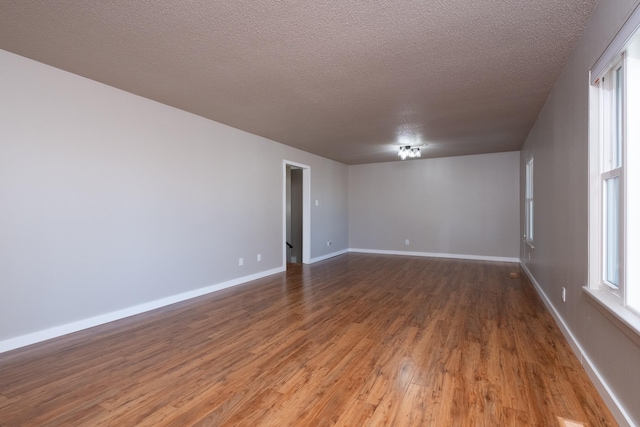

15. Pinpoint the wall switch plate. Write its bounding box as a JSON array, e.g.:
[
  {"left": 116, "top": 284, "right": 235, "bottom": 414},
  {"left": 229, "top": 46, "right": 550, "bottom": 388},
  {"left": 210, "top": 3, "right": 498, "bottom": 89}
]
[
  {"left": 239, "top": 258, "right": 244, "bottom": 266},
  {"left": 327, "top": 240, "right": 332, "bottom": 246},
  {"left": 257, "top": 254, "right": 261, "bottom": 262},
  {"left": 405, "top": 239, "right": 410, "bottom": 245},
  {"left": 315, "top": 200, "right": 319, "bottom": 206}
]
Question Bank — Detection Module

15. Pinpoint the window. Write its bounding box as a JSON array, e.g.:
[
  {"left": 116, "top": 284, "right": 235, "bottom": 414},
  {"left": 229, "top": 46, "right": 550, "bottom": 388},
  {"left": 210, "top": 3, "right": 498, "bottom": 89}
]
[
  {"left": 588, "top": 6, "right": 640, "bottom": 331},
  {"left": 525, "top": 158, "right": 534, "bottom": 245},
  {"left": 600, "top": 60, "right": 624, "bottom": 290}
]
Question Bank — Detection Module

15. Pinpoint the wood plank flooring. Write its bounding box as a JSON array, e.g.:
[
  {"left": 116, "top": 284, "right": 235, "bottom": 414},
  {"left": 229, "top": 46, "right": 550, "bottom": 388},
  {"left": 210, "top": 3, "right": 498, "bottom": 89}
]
[{"left": 0, "top": 254, "right": 617, "bottom": 426}]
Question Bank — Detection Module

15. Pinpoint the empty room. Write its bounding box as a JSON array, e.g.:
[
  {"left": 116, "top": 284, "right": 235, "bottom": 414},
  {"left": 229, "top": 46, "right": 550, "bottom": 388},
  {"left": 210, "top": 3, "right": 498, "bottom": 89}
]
[{"left": 0, "top": 1, "right": 639, "bottom": 426}]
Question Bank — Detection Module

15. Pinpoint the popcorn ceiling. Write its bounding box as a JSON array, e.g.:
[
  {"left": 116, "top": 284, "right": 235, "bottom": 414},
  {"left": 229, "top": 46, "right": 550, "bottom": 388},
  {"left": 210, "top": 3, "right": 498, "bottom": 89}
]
[{"left": 0, "top": 0, "right": 597, "bottom": 164}]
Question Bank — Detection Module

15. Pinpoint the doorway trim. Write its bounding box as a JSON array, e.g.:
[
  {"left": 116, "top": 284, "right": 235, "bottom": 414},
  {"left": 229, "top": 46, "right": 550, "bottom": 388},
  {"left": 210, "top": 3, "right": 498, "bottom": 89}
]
[{"left": 283, "top": 160, "right": 311, "bottom": 266}]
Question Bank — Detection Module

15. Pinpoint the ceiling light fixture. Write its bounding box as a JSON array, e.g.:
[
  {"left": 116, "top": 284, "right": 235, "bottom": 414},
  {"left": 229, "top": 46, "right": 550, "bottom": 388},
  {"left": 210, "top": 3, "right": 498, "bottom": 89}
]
[{"left": 398, "top": 146, "right": 421, "bottom": 160}]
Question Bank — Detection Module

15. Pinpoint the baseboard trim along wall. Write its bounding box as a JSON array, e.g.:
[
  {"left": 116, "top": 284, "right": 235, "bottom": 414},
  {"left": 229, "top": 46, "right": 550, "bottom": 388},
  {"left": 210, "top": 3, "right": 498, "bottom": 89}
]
[
  {"left": 0, "top": 266, "right": 285, "bottom": 354},
  {"left": 349, "top": 248, "right": 519, "bottom": 263},
  {"left": 309, "top": 249, "right": 349, "bottom": 264},
  {"left": 520, "top": 262, "right": 633, "bottom": 427},
  {"left": 1, "top": 248, "right": 355, "bottom": 354}
]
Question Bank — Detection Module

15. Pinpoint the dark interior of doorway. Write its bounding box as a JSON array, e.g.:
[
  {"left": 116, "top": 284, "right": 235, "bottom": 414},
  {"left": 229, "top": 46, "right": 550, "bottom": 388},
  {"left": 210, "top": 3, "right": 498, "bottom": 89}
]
[{"left": 286, "top": 166, "right": 303, "bottom": 267}]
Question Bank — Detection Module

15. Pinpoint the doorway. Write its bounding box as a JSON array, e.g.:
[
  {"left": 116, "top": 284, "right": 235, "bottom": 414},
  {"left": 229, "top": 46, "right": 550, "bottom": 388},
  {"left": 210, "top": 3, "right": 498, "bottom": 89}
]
[{"left": 283, "top": 161, "right": 310, "bottom": 268}]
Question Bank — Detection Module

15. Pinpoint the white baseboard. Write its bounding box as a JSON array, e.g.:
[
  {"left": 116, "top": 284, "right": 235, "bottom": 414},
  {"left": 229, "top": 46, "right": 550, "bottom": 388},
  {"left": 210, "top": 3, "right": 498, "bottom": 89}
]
[
  {"left": 309, "top": 248, "right": 349, "bottom": 263},
  {"left": 0, "top": 266, "right": 285, "bottom": 354},
  {"left": 520, "top": 262, "right": 634, "bottom": 427},
  {"left": 349, "top": 248, "right": 519, "bottom": 263}
]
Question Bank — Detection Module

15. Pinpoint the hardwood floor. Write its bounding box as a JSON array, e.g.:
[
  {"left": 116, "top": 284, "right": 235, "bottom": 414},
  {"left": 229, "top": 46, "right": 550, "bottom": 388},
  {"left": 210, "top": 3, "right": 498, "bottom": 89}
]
[{"left": 0, "top": 254, "right": 617, "bottom": 426}]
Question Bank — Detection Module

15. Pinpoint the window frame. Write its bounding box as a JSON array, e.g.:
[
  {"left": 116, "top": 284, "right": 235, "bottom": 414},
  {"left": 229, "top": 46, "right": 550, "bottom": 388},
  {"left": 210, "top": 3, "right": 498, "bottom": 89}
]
[
  {"left": 524, "top": 157, "right": 534, "bottom": 247},
  {"left": 587, "top": 6, "right": 640, "bottom": 336},
  {"left": 599, "top": 58, "right": 625, "bottom": 295}
]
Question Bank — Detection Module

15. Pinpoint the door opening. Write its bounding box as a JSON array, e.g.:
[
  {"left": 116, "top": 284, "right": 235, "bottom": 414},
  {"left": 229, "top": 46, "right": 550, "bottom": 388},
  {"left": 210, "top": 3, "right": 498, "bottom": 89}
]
[
  {"left": 287, "top": 166, "right": 303, "bottom": 264},
  {"left": 283, "top": 161, "right": 310, "bottom": 268}
]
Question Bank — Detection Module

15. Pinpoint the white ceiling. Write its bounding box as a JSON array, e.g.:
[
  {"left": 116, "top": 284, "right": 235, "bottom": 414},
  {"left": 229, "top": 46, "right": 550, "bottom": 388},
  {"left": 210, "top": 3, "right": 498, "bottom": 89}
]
[{"left": 0, "top": 0, "right": 597, "bottom": 164}]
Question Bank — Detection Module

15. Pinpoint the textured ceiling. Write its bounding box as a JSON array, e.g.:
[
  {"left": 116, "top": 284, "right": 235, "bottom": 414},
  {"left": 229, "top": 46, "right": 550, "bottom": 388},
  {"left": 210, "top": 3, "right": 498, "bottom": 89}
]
[{"left": 0, "top": 0, "right": 597, "bottom": 164}]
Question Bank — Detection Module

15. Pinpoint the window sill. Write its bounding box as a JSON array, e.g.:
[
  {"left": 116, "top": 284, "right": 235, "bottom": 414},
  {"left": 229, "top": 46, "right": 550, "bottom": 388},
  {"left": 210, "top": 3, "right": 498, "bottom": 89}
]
[{"left": 583, "top": 286, "right": 640, "bottom": 344}]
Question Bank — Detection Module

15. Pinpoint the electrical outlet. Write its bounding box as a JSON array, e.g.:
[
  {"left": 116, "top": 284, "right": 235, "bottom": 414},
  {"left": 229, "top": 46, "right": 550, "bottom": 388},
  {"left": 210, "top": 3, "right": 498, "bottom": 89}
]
[
  {"left": 239, "top": 258, "right": 244, "bottom": 266},
  {"left": 562, "top": 287, "right": 566, "bottom": 302},
  {"left": 257, "top": 254, "right": 261, "bottom": 262},
  {"left": 327, "top": 240, "right": 332, "bottom": 246},
  {"left": 405, "top": 239, "right": 410, "bottom": 245}
]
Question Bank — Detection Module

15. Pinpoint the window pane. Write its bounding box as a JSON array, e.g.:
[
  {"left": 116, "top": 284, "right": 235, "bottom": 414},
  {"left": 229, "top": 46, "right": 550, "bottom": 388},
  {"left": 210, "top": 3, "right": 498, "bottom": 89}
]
[
  {"left": 526, "top": 162, "right": 532, "bottom": 198},
  {"left": 627, "top": 37, "right": 640, "bottom": 313},
  {"left": 525, "top": 159, "right": 533, "bottom": 241},
  {"left": 527, "top": 200, "right": 534, "bottom": 239},
  {"left": 604, "top": 176, "right": 620, "bottom": 287},
  {"left": 614, "top": 66, "right": 623, "bottom": 168}
]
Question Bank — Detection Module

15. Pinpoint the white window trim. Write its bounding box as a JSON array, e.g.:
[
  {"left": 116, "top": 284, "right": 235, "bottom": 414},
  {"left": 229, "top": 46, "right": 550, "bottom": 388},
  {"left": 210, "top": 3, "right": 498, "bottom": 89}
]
[
  {"left": 587, "top": 4, "right": 640, "bottom": 337},
  {"left": 600, "top": 59, "right": 625, "bottom": 295},
  {"left": 590, "top": 62, "right": 625, "bottom": 298},
  {"left": 583, "top": 287, "right": 640, "bottom": 340},
  {"left": 591, "top": 5, "right": 640, "bottom": 84},
  {"left": 524, "top": 157, "right": 534, "bottom": 248}
]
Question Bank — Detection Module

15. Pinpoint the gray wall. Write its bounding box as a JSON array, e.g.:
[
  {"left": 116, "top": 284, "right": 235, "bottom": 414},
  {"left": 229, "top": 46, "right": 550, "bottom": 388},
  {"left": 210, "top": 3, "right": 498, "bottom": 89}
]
[
  {"left": 0, "top": 49, "right": 348, "bottom": 345},
  {"left": 349, "top": 151, "right": 520, "bottom": 259},
  {"left": 520, "top": 0, "right": 640, "bottom": 425}
]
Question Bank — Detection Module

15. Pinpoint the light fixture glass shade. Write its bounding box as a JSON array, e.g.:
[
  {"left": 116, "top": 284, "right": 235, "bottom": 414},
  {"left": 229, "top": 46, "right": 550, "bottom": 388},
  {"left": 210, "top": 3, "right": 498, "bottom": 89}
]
[{"left": 398, "top": 146, "right": 420, "bottom": 160}]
